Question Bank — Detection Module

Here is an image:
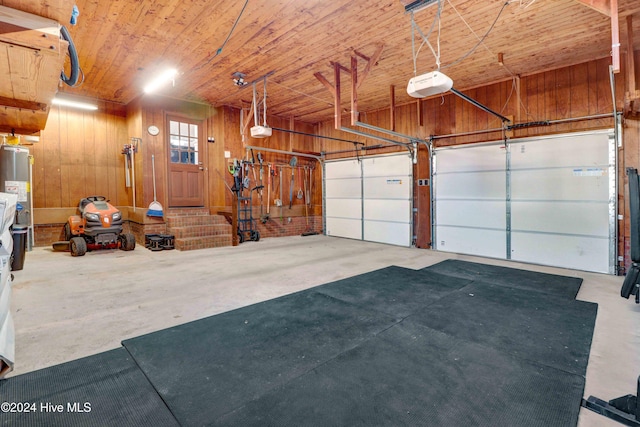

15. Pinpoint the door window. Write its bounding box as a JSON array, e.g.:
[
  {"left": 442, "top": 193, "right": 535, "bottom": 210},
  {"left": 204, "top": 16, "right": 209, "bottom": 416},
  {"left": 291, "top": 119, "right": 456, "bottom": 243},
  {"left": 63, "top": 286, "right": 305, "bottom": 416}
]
[{"left": 169, "top": 119, "right": 199, "bottom": 164}]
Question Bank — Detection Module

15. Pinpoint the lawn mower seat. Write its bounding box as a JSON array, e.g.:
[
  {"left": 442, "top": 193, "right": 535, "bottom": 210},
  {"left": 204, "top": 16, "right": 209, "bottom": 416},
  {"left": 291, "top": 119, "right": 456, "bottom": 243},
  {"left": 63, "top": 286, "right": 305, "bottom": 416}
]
[
  {"left": 623, "top": 168, "right": 640, "bottom": 303},
  {"left": 78, "top": 196, "right": 107, "bottom": 214}
]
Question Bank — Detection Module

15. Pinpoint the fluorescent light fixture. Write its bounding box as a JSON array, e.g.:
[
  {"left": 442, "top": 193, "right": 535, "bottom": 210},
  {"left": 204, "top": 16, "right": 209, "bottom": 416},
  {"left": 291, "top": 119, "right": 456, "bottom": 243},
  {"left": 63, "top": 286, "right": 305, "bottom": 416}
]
[
  {"left": 144, "top": 68, "right": 178, "bottom": 94},
  {"left": 402, "top": 0, "right": 438, "bottom": 13},
  {"left": 51, "top": 97, "right": 98, "bottom": 110}
]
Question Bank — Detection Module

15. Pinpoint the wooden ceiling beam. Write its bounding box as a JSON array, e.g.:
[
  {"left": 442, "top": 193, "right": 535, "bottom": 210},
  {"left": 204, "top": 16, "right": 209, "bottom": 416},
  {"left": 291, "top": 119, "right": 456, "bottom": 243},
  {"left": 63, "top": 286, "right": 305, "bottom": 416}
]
[
  {"left": 573, "top": 0, "right": 620, "bottom": 72},
  {"left": 0, "top": 96, "right": 47, "bottom": 112},
  {"left": 356, "top": 44, "right": 384, "bottom": 90},
  {"left": 573, "top": 0, "right": 611, "bottom": 16},
  {"left": 314, "top": 67, "right": 342, "bottom": 130},
  {"left": 330, "top": 62, "right": 350, "bottom": 74},
  {"left": 313, "top": 72, "right": 336, "bottom": 98}
]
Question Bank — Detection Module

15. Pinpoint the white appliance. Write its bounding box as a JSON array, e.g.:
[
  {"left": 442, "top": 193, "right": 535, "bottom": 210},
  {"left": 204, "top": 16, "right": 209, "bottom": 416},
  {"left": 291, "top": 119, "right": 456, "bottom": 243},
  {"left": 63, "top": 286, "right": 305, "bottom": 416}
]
[{"left": 407, "top": 71, "right": 453, "bottom": 98}]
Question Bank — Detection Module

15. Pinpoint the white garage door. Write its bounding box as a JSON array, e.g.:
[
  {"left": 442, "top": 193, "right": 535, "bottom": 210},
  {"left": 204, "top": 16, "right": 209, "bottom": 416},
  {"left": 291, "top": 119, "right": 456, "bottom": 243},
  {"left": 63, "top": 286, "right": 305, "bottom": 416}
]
[
  {"left": 325, "top": 159, "right": 362, "bottom": 240},
  {"left": 433, "top": 143, "right": 507, "bottom": 259},
  {"left": 433, "top": 130, "right": 616, "bottom": 274},
  {"left": 325, "top": 153, "right": 412, "bottom": 246}
]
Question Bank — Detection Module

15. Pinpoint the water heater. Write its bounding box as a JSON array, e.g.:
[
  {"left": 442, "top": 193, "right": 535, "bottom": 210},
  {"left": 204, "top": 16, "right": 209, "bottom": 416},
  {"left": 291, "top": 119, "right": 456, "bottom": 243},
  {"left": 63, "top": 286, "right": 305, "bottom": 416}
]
[{"left": 0, "top": 145, "right": 30, "bottom": 227}]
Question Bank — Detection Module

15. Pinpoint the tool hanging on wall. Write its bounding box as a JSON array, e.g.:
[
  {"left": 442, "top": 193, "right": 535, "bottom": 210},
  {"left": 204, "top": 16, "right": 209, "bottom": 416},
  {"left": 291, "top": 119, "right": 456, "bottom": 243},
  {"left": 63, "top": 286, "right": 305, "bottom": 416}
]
[
  {"left": 124, "top": 149, "right": 131, "bottom": 188},
  {"left": 297, "top": 166, "right": 303, "bottom": 199},
  {"left": 122, "top": 139, "right": 139, "bottom": 212},
  {"left": 305, "top": 166, "right": 310, "bottom": 206},
  {"left": 289, "top": 156, "right": 297, "bottom": 209},
  {"left": 279, "top": 166, "right": 283, "bottom": 223},
  {"left": 274, "top": 165, "right": 281, "bottom": 208},
  {"left": 262, "top": 163, "right": 271, "bottom": 223}
]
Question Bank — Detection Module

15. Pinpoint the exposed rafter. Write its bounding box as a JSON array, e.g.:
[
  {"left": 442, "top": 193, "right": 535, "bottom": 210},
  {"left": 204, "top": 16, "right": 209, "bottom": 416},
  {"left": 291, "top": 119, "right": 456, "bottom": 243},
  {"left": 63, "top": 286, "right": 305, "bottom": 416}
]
[
  {"left": 574, "top": 0, "right": 620, "bottom": 72},
  {"left": 314, "top": 45, "right": 385, "bottom": 130}
]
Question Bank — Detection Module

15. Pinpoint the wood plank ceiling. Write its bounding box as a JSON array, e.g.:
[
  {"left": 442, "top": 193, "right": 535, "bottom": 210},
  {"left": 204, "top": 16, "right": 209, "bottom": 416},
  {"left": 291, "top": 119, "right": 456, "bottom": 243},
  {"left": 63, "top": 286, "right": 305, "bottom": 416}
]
[{"left": 7, "top": 0, "right": 640, "bottom": 124}]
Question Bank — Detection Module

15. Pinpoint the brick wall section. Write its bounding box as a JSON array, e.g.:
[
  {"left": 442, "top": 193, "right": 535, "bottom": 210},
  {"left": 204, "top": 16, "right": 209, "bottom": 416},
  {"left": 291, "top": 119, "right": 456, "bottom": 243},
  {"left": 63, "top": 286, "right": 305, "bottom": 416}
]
[
  {"left": 34, "top": 221, "right": 143, "bottom": 247},
  {"left": 129, "top": 222, "right": 166, "bottom": 245},
  {"left": 34, "top": 223, "right": 66, "bottom": 247},
  {"left": 34, "top": 215, "right": 324, "bottom": 248},
  {"left": 253, "top": 216, "right": 323, "bottom": 239}
]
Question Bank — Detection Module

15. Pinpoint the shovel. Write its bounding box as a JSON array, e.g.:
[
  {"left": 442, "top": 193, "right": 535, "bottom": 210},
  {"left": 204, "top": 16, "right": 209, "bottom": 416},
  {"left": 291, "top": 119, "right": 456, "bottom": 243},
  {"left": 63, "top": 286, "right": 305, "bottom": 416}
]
[
  {"left": 297, "top": 167, "right": 303, "bottom": 199},
  {"left": 289, "top": 157, "right": 297, "bottom": 209}
]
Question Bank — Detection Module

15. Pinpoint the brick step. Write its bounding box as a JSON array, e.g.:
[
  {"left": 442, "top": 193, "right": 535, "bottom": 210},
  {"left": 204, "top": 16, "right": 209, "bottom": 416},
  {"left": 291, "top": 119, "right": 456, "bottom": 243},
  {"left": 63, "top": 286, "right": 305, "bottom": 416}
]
[
  {"left": 164, "top": 208, "right": 210, "bottom": 217},
  {"left": 175, "top": 235, "right": 233, "bottom": 251},
  {"left": 170, "top": 223, "right": 232, "bottom": 239},
  {"left": 165, "top": 214, "right": 229, "bottom": 227}
]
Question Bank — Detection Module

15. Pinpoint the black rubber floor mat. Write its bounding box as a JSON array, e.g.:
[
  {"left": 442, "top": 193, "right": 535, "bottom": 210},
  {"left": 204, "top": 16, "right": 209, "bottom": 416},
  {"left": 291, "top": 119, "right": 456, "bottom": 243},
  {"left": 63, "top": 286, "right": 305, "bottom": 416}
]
[
  {"left": 315, "top": 266, "right": 472, "bottom": 318},
  {"left": 0, "top": 348, "right": 179, "bottom": 427},
  {"left": 122, "top": 290, "right": 397, "bottom": 426},
  {"left": 217, "top": 321, "right": 586, "bottom": 427},
  {"left": 424, "top": 259, "right": 584, "bottom": 300},
  {"left": 410, "top": 281, "right": 597, "bottom": 376}
]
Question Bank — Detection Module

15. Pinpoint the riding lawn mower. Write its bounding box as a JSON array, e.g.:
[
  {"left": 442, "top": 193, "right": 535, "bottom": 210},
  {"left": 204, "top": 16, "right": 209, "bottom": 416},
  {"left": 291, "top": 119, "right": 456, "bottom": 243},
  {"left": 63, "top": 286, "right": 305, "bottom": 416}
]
[{"left": 54, "top": 196, "right": 136, "bottom": 256}]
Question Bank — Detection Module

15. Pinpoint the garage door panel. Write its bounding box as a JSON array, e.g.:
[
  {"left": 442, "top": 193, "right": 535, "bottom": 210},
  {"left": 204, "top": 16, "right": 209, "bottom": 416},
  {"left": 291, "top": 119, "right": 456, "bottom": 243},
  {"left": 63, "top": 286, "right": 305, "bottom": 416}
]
[
  {"left": 437, "top": 172, "right": 505, "bottom": 199},
  {"left": 436, "top": 145, "right": 505, "bottom": 173},
  {"left": 326, "top": 218, "right": 362, "bottom": 240},
  {"left": 436, "top": 200, "right": 506, "bottom": 229},
  {"left": 364, "top": 221, "right": 411, "bottom": 247},
  {"left": 326, "top": 198, "right": 361, "bottom": 219},
  {"left": 325, "top": 160, "right": 361, "bottom": 178},
  {"left": 363, "top": 177, "right": 410, "bottom": 199},
  {"left": 364, "top": 199, "right": 411, "bottom": 223},
  {"left": 512, "top": 201, "right": 609, "bottom": 236},
  {"left": 363, "top": 154, "right": 412, "bottom": 176},
  {"left": 511, "top": 232, "right": 610, "bottom": 273},
  {"left": 511, "top": 134, "right": 608, "bottom": 169},
  {"left": 511, "top": 169, "right": 609, "bottom": 201},
  {"left": 436, "top": 226, "right": 506, "bottom": 259},
  {"left": 325, "top": 178, "right": 361, "bottom": 198}
]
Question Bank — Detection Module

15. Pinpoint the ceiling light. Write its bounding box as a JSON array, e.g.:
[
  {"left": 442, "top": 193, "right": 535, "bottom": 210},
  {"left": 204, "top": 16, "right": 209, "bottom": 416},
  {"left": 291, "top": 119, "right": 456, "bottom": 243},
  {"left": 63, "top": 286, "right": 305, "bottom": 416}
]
[
  {"left": 232, "top": 72, "right": 248, "bottom": 87},
  {"left": 52, "top": 97, "right": 98, "bottom": 110},
  {"left": 144, "top": 68, "right": 178, "bottom": 94},
  {"left": 402, "top": 0, "right": 438, "bottom": 13}
]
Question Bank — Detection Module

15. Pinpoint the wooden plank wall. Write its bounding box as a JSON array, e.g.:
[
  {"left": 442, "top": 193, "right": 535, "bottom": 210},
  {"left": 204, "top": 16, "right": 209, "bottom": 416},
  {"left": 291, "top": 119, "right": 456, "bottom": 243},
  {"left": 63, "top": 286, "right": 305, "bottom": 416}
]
[
  {"left": 30, "top": 53, "right": 640, "bottom": 270},
  {"left": 32, "top": 100, "right": 127, "bottom": 223},
  {"left": 217, "top": 107, "right": 321, "bottom": 216},
  {"left": 315, "top": 56, "right": 631, "bottom": 265}
]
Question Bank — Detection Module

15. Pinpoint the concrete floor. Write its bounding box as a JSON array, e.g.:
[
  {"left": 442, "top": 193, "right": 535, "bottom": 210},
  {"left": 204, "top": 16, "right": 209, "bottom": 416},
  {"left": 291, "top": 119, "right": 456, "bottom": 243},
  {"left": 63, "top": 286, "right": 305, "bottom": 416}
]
[{"left": 9, "top": 235, "right": 640, "bottom": 426}]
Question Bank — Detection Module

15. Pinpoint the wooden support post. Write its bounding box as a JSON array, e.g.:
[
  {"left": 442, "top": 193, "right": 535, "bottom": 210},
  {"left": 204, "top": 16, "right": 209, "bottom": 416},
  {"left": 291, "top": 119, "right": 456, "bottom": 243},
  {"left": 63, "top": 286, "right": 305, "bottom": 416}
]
[
  {"left": 626, "top": 15, "right": 636, "bottom": 94},
  {"left": 289, "top": 116, "right": 294, "bottom": 152},
  {"left": 356, "top": 45, "right": 384, "bottom": 90},
  {"left": 515, "top": 75, "right": 521, "bottom": 123},
  {"left": 314, "top": 44, "right": 384, "bottom": 130},
  {"left": 334, "top": 62, "right": 342, "bottom": 130},
  {"left": 573, "top": 0, "right": 620, "bottom": 72},
  {"left": 351, "top": 56, "right": 358, "bottom": 126},
  {"left": 417, "top": 100, "right": 424, "bottom": 127},
  {"left": 314, "top": 70, "right": 340, "bottom": 130},
  {"left": 611, "top": 0, "right": 620, "bottom": 73},
  {"left": 390, "top": 85, "right": 396, "bottom": 131}
]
